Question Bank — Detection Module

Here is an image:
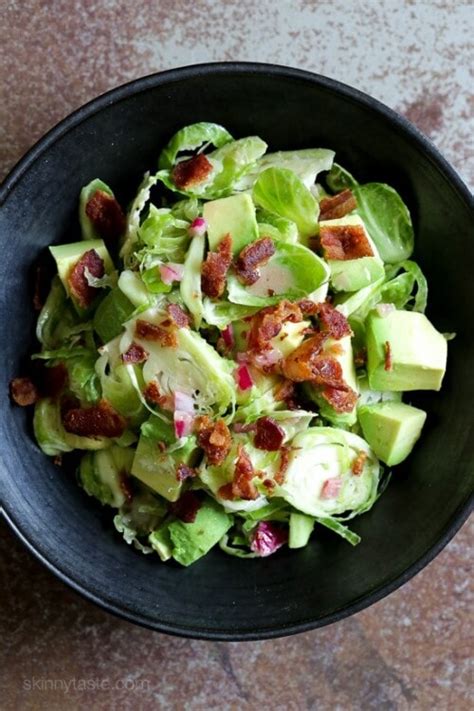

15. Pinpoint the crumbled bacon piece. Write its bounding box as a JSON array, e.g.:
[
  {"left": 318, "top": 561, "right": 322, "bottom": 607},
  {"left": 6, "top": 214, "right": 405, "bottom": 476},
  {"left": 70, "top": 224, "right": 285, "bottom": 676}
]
[
  {"left": 319, "top": 223, "right": 374, "bottom": 260},
  {"left": 85, "top": 190, "right": 126, "bottom": 240},
  {"left": 62, "top": 400, "right": 126, "bottom": 438},
  {"left": 10, "top": 377, "right": 39, "bottom": 406},
  {"left": 231, "top": 445, "right": 258, "bottom": 500},
  {"left": 384, "top": 341, "right": 393, "bottom": 371},
  {"left": 195, "top": 416, "right": 232, "bottom": 466},
  {"left": 122, "top": 342, "right": 149, "bottom": 364},
  {"left": 143, "top": 381, "right": 173, "bottom": 410},
  {"left": 166, "top": 303, "right": 190, "bottom": 328},
  {"left": 319, "top": 189, "right": 357, "bottom": 221},
  {"left": 298, "top": 299, "right": 319, "bottom": 316},
  {"left": 352, "top": 451, "right": 368, "bottom": 476},
  {"left": 320, "top": 385, "right": 358, "bottom": 413},
  {"left": 169, "top": 491, "right": 202, "bottom": 523},
  {"left": 172, "top": 154, "right": 213, "bottom": 190},
  {"left": 217, "top": 482, "right": 234, "bottom": 500},
  {"left": 310, "top": 356, "right": 344, "bottom": 387},
  {"left": 234, "top": 237, "right": 276, "bottom": 285},
  {"left": 316, "top": 302, "right": 352, "bottom": 339},
  {"left": 201, "top": 234, "right": 233, "bottom": 298},
  {"left": 67, "top": 249, "right": 105, "bottom": 309},
  {"left": 53, "top": 454, "right": 63, "bottom": 467},
  {"left": 135, "top": 319, "right": 178, "bottom": 348},
  {"left": 254, "top": 417, "right": 285, "bottom": 451},
  {"left": 248, "top": 300, "right": 302, "bottom": 352},
  {"left": 281, "top": 333, "right": 327, "bottom": 382},
  {"left": 176, "top": 463, "right": 197, "bottom": 482},
  {"left": 275, "top": 445, "right": 291, "bottom": 485}
]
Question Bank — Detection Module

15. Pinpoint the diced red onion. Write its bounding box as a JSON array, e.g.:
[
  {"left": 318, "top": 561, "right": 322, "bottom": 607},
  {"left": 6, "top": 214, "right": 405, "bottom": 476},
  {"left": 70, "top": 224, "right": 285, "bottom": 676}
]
[
  {"left": 222, "top": 324, "right": 234, "bottom": 349},
  {"left": 174, "top": 411, "right": 194, "bottom": 438},
  {"left": 320, "top": 477, "right": 343, "bottom": 500},
  {"left": 376, "top": 302, "right": 396, "bottom": 318},
  {"left": 159, "top": 263, "right": 184, "bottom": 285},
  {"left": 174, "top": 391, "right": 195, "bottom": 413},
  {"left": 250, "top": 522, "right": 288, "bottom": 557},
  {"left": 188, "top": 217, "right": 207, "bottom": 237},
  {"left": 236, "top": 364, "right": 253, "bottom": 391}
]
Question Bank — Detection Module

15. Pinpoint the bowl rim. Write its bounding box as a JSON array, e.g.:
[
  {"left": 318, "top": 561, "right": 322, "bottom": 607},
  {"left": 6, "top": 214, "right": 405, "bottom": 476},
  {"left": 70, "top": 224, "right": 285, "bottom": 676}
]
[{"left": 1, "top": 61, "right": 473, "bottom": 641}]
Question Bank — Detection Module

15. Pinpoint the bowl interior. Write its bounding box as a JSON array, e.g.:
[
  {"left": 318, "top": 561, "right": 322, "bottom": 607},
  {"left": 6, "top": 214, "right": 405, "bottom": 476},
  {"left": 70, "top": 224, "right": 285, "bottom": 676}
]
[{"left": 1, "top": 65, "right": 472, "bottom": 639}]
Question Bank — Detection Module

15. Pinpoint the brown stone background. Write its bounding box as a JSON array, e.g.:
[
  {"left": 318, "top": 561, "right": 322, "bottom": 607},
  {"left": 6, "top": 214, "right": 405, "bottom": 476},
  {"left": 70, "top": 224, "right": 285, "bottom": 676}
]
[{"left": 1, "top": 1, "right": 473, "bottom": 709}]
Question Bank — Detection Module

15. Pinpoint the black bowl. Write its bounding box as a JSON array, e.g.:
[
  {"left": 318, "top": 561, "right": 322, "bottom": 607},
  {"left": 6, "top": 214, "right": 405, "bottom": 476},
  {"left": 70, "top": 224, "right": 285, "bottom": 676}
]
[{"left": 1, "top": 63, "right": 472, "bottom": 640}]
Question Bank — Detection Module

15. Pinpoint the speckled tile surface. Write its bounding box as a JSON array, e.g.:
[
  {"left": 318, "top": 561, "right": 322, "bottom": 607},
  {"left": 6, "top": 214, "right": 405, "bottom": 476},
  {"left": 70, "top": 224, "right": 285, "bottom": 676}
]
[{"left": 1, "top": 1, "right": 473, "bottom": 709}]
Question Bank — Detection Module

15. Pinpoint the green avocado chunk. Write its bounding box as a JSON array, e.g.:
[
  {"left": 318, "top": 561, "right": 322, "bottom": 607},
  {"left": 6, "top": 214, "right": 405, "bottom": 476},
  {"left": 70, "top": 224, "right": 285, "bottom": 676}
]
[
  {"left": 203, "top": 192, "right": 258, "bottom": 255},
  {"left": 49, "top": 239, "right": 115, "bottom": 311},
  {"left": 320, "top": 216, "right": 384, "bottom": 292},
  {"left": 366, "top": 310, "right": 447, "bottom": 391},
  {"left": 131, "top": 434, "right": 197, "bottom": 502},
  {"left": 358, "top": 401, "right": 427, "bottom": 466},
  {"left": 168, "top": 497, "right": 232, "bottom": 566}
]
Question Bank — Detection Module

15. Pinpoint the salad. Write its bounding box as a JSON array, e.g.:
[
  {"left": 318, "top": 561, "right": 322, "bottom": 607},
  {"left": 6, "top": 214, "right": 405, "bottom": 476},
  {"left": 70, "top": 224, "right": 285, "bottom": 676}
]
[{"left": 10, "top": 123, "right": 449, "bottom": 566}]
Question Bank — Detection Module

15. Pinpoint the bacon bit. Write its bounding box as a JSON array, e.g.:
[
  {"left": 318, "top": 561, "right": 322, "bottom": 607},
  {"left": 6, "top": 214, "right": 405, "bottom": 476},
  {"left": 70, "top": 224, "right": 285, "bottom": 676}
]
[
  {"left": 263, "top": 478, "right": 276, "bottom": 491},
  {"left": 135, "top": 319, "right": 178, "bottom": 348},
  {"left": 85, "top": 190, "right": 126, "bottom": 240},
  {"left": 275, "top": 445, "right": 291, "bottom": 485},
  {"left": 122, "top": 342, "right": 149, "bottom": 364},
  {"left": 232, "top": 445, "right": 258, "bottom": 500},
  {"left": 254, "top": 417, "right": 285, "bottom": 451},
  {"left": 234, "top": 237, "right": 276, "bottom": 285},
  {"left": 62, "top": 399, "right": 126, "bottom": 438},
  {"left": 384, "top": 341, "right": 393, "bottom": 371},
  {"left": 201, "top": 233, "right": 233, "bottom": 298},
  {"left": 248, "top": 300, "right": 302, "bottom": 352},
  {"left": 166, "top": 303, "right": 190, "bottom": 328},
  {"left": 310, "top": 356, "right": 344, "bottom": 387},
  {"left": 144, "top": 381, "right": 164, "bottom": 406},
  {"left": 176, "top": 463, "right": 197, "bottom": 482},
  {"left": 217, "top": 482, "right": 234, "bottom": 500},
  {"left": 119, "top": 473, "right": 134, "bottom": 503},
  {"left": 320, "top": 477, "right": 343, "bottom": 500},
  {"left": 67, "top": 249, "right": 105, "bottom": 309},
  {"left": 298, "top": 299, "right": 319, "bottom": 315},
  {"left": 281, "top": 333, "right": 326, "bottom": 382},
  {"left": 250, "top": 521, "right": 288, "bottom": 557},
  {"left": 321, "top": 385, "right": 358, "bottom": 413},
  {"left": 319, "top": 223, "right": 374, "bottom": 260},
  {"left": 169, "top": 491, "right": 202, "bottom": 523},
  {"left": 157, "top": 441, "right": 167, "bottom": 452},
  {"left": 354, "top": 348, "right": 367, "bottom": 368},
  {"left": 53, "top": 454, "right": 63, "bottom": 467},
  {"left": 319, "top": 189, "right": 357, "bottom": 221},
  {"left": 316, "top": 302, "right": 352, "bottom": 339},
  {"left": 172, "top": 154, "right": 213, "bottom": 190},
  {"left": 10, "top": 377, "right": 39, "bottom": 406},
  {"left": 352, "top": 451, "right": 368, "bottom": 476},
  {"left": 195, "top": 416, "right": 232, "bottom": 466}
]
